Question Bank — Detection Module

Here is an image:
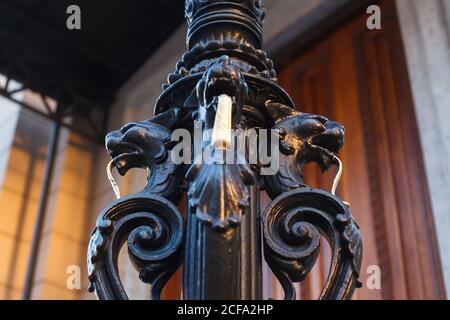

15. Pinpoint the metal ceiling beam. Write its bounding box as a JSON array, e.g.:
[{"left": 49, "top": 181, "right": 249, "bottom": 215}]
[
  {"left": 0, "top": 0, "right": 128, "bottom": 74},
  {"left": 0, "top": 80, "right": 106, "bottom": 144}
]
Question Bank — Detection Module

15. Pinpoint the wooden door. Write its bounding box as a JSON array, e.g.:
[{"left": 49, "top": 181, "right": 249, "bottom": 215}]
[{"left": 276, "top": 0, "right": 445, "bottom": 299}]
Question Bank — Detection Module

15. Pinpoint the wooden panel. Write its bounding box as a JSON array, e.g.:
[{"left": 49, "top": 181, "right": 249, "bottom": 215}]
[
  {"left": 278, "top": 0, "right": 445, "bottom": 299},
  {"left": 354, "top": 1, "right": 444, "bottom": 299},
  {"left": 290, "top": 51, "right": 334, "bottom": 299},
  {"left": 160, "top": 194, "right": 186, "bottom": 300}
]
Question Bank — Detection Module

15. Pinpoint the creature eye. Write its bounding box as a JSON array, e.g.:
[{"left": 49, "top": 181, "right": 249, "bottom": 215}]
[
  {"left": 313, "top": 115, "right": 328, "bottom": 125},
  {"left": 297, "top": 118, "right": 325, "bottom": 135}
]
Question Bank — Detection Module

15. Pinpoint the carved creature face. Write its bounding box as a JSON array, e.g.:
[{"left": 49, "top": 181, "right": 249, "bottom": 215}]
[
  {"left": 105, "top": 110, "right": 178, "bottom": 175},
  {"left": 196, "top": 56, "right": 248, "bottom": 128},
  {"left": 276, "top": 114, "right": 344, "bottom": 171}
]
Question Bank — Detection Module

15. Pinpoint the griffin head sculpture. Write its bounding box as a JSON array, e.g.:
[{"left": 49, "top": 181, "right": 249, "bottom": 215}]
[
  {"left": 88, "top": 0, "right": 362, "bottom": 301},
  {"left": 104, "top": 108, "right": 183, "bottom": 203},
  {"left": 263, "top": 102, "right": 345, "bottom": 199}
]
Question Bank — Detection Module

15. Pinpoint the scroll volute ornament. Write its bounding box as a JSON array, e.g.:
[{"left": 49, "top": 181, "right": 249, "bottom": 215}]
[
  {"left": 87, "top": 193, "right": 184, "bottom": 300},
  {"left": 87, "top": 109, "right": 185, "bottom": 300},
  {"left": 262, "top": 189, "right": 362, "bottom": 300},
  {"left": 261, "top": 102, "right": 362, "bottom": 300},
  {"left": 87, "top": 0, "right": 363, "bottom": 300}
]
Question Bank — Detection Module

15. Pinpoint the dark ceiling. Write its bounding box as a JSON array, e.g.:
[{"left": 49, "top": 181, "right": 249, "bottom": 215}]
[{"left": 0, "top": 0, "right": 185, "bottom": 111}]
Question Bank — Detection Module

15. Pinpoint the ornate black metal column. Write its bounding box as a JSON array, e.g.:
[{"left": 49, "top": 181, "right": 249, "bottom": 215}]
[
  {"left": 181, "top": 0, "right": 267, "bottom": 300},
  {"left": 87, "top": 0, "right": 362, "bottom": 300}
]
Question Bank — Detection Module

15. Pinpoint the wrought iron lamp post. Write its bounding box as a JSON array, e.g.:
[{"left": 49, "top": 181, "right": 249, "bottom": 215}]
[{"left": 87, "top": 0, "right": 362, "bottom": 300}]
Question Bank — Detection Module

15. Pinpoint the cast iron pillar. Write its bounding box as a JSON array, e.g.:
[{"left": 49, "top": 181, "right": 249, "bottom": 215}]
[
  {"left": 87, "top": 0, "right": 362, "bottom": 300},
  {"left": 181, "top": 0, "right": 267, "bottom": 300}
]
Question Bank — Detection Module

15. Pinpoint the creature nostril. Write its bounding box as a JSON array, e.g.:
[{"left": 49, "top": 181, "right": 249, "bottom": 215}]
[
  {"left": 105, "top": 132, "right": 118, "bottom": 146},
  {"left": 326, "top": 123, "right": 345, "bottom": 137}
]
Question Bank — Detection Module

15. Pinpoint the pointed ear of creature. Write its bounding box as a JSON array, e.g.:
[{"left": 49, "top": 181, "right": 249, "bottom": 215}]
[
  {"left": 265, "top": 101, "right": 298, "bottom": 123},
  {"left": 147, "top": 107, "right": 181, "bottom": 130}
]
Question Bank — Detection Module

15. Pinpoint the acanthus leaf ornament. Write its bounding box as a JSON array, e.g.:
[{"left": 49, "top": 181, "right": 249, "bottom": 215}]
[
  {"left": 88, "top": 0, "right": 363, "bottom": 300},
  {"left": 185, "top": 55, "right": 256, "bottom": 231}
]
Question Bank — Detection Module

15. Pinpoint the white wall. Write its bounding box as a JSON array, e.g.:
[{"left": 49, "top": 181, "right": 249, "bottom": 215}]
[
  {"left": 0, "top": 76, "right": 21, "bottom": 187},
  {"left": 396, "top": 0, "right": 450, "bottom": 297}
]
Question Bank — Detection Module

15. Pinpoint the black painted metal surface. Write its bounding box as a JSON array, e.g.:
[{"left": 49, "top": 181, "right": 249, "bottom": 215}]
[{"left": 88, "top": 0, "right": 362, "bottom": 300}]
